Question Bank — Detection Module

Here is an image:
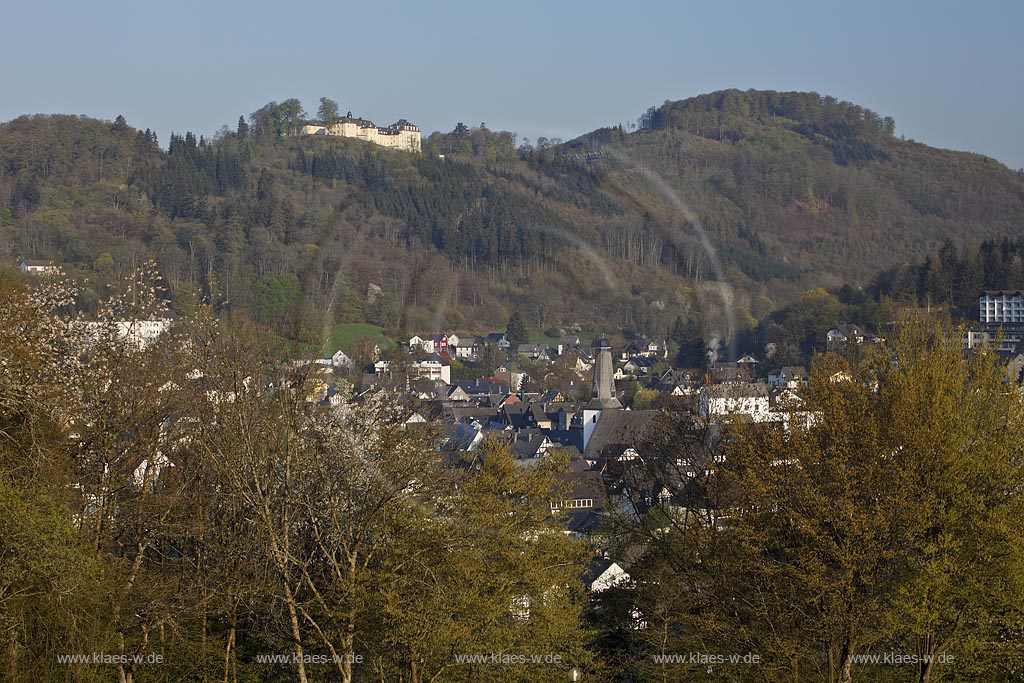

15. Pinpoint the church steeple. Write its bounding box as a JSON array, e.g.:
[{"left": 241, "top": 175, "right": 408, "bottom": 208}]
[{"left": 587, "top": 337, "right": 622, "bottom": 409}]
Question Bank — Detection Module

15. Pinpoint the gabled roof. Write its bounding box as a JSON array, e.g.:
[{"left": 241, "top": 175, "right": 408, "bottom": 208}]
[
  {"left": 555, "top": 469, "right": 608, "bottom": 507},
  {"left": 511, "top": 429, "right": 547, "bottom": 460},
  {"left": 782, "top": 366, "right": 807, "bottom": 378},
  {"left": 453, "top": 378, "right": 509, "bottom": 396},
  {"left": 703, "top": 381, "right": 770, "bottom": 399},
  {"left": 583, "top": 410, "right": 662, "bottom": 460}
]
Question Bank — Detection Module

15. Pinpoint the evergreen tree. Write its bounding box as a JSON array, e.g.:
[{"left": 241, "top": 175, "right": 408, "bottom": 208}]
[{"left": 506, "top": 310, "right": 527, "bottom": 347}]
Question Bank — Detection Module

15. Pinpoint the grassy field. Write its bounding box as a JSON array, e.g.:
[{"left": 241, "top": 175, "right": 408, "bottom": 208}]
[{"left": 323, "top": 323, "right": 392, "bottom": 355}]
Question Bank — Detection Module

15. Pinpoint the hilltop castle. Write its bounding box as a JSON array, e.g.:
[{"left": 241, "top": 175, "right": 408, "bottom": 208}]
[{"left": 298, "top": 113, "right": 421, "bottom": 152}]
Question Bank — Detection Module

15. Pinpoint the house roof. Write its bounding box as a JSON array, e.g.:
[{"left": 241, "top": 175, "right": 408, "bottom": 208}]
[
  {"left": 704, "top": 382, "right": 770, "bottom": 399},
  {"left": 453, "top": 378, "right": 509, "bottom": 396},
  {"left": 511, "top": 429, "right": 547, "bottom": 460},
  {"left": 555, "top": 469, "right": 608, "bottom": 507},
  {"left": 583, "top": 410, "right": 662, "bottom": 460}
]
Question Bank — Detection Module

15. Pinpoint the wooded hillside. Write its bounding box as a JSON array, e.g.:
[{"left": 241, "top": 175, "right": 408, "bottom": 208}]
[{"left": 2, "top": 90, "right": 1021, "bottom": 348}]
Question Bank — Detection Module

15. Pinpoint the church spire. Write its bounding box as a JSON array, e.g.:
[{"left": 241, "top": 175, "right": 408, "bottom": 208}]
[{"left": 587, "top": 337, "right": 622, "bottom": 409}]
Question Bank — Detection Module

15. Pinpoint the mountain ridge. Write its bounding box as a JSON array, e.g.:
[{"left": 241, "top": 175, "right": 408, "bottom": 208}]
[{"left": 1, "top": 89, "right": 1021, "bottom": 348}]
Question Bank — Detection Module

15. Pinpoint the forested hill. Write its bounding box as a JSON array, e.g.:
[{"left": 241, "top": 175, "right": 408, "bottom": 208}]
[{"left": 1, "top": 90, "right": 1022, "bottom": 347}]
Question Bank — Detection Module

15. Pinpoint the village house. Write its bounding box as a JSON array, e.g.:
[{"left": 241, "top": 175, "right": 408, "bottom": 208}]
[
  {"left": 78, "top": 311, "right": 177, "bottom": 349},
  {"left": 767, "top": 366, "right": 808, "bottom": 390},
  {"left": 18, "top": 259, "right": 59, "bottom": 275},
  {"left": 409, "top": 334, "right": 449, "bottom": 354},
  {"left": 484, "top": 332, "right": 512, "bottom": 350},
  {"left": 827, "top": 323, "right": 883, "bottom": 351},
  {"left": 452, "top": 336, "right": 478, "bottom": 359},
  {"left": 374, "top": 353, "right": 451, "bottom": 385},
  {"left": 621, "top": 338, "right": 669, "bottom": 360},
  {"left": 557, "top": 334, "right": 581, "bottom": 355},
  {"left": 698, "top": 382, "right": 771, "bottom": 422}
]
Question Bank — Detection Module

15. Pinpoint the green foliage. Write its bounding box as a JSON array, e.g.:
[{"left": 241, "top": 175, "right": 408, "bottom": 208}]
[
  {"left": 506, "top": 309, "right": 527, "bottom": 347},
  {"left": 317, "top": 96, "right": 340, "bottom": 126},
  {"left": 252, "top": 271, "right": 300, "bottom": 326},
  {"left": 871, "top": 234, "right": 1024, "bottom": 312},
  {"left": 616, "top": 323, "right": 1024, "bottom": 681},
  {"left": 92, "top": 251, "right": 114, "bottom": 273}
]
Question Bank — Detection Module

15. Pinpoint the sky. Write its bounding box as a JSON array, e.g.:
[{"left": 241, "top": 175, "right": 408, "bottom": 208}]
[{"left": 3, "top": 0, "right": 1023, "bottom": 169}]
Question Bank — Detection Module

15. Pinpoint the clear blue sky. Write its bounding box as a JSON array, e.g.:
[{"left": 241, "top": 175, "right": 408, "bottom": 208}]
[{"left": 4, "top": 0, "right": 1022, "bottom": 168}]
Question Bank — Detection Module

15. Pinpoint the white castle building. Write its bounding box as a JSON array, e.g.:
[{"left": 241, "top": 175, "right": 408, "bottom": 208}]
[{"left": 298, "top": 114, "right": 421, "bottom": 152}]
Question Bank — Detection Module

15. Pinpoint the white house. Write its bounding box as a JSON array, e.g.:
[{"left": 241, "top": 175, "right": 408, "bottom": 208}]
[
  {"left": 453, "top": 338, "right": 479, "bottom": 359},
  {"left": 584, "top": 557, "right": 632, "bottom": 593},
  {"left": 698, "top": 382, "right": 771, "bottom": 422},
  {"left": 416, "top": 354, "right": 450, "bottom": 384},
  {"left": 331, "top": 350, "right": 354, "bottom": 368},
  {"left": 18, "top": 259, "right": 59, "bottom": 275},
  {"left": 767, "top": 366, "right": 808, "bottom": 390},
  {"left": 78, "top": 312, "right": 176, "bottom": 349},
  {"left": 374, "top": 354, "right": 451, "bottom": 384},
  {"left": 827, "top": 324, "right": 883, "bottom": 351}
]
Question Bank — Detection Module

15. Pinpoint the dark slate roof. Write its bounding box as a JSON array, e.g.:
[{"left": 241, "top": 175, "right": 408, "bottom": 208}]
[
  {"left": 556, "top": 470, "right": 607, "bottom": 506},
  {"left": 510, "top": 429, "right": 546, "bottom": 460},
  {"left": 501, "top": 402, "right": 532, "bottom": 429},
  {"left": 548, "top": 428, "right": 585, "bottom": 453},
  {"left": 453, "top": 378, "right": 509, "bottom": 396},
  {"left": 583, "top": 410, "right": 663, "bottom": 460},
  {"left": 564, "top": 510, "right": 603, "bottom": 534}
]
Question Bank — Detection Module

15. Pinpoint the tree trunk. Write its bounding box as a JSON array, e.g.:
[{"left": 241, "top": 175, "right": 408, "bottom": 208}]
[
  {"left": 282, "top": 579, "right": 309, "bottom": 683},
  {"left": 223, "top": 621, "right": 236, "bottom": 683}
]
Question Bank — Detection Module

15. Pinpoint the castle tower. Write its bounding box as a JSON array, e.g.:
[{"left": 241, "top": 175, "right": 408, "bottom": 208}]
[{"left": 587, "top": 338, "right": 621, "bottom": 410}]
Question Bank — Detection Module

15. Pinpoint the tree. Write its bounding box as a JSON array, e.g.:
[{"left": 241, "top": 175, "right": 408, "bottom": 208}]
[
  {"left": 93, "top": 251, "right": 114, "bottom": 274},
  {"left": 720, "top": 323, "right": 1024, "bottom": 681},
  {"left": 506, "top": 310, "right": 527, "bottom": 347},
  {"left": 111, "top": 114, "right": 129, "bottom": 135},
  {"left": 318, "top": 97, "right": 341, "bottom": 127}
]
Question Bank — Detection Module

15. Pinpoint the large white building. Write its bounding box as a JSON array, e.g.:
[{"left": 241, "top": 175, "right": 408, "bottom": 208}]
[
  {"left": 980, "top": 291, "right": 1024, "bottom": 324},
  {"left": 698, "top": 382, "right": 771, "bottom": 422},
  {"left": 298, "top": 115, "right": 421, "bottom": 152}
]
